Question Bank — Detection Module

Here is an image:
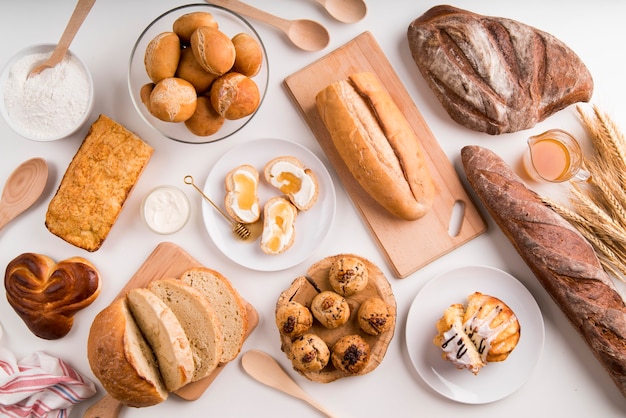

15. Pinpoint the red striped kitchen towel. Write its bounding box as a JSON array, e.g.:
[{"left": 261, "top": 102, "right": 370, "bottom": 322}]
[{"left": 0, "top": 347, "right": 96, "bottom": 418}]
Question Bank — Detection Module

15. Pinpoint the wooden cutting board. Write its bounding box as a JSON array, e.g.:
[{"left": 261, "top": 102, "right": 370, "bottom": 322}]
[
  {"left": 84, "top": 242, "right": 258, "bottom": 418},
  {"left": 284, "top": 31, "right": 487, "bottom": 278}
]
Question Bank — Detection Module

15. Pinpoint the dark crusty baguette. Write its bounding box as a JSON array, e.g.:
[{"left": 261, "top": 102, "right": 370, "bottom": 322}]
[
  {"left": 461, "top": 145, "right": 626, "bottom": 397},
  {"left": 407, "top": 5, "right": 593, "bottom": 134}
]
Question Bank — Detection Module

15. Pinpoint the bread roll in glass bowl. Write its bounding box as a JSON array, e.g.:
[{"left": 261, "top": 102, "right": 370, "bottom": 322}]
[{"left": 128, "top": 4, "right": 269, "bottom": 144}]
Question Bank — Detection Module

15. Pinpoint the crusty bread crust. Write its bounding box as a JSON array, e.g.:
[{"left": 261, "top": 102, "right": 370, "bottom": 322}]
[
  {"left": 87, "top": 298, "right": 168, "bottom": 407},
  {"left": 315, "top": 72, "right": 434, "bottom": 220},
  {"left": 461, "top": 145, "right": 626, "bottom": 397}
]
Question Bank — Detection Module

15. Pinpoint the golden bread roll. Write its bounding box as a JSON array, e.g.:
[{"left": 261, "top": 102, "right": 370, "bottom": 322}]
[
  {"left": 144, "top": 32, "right": 181, "bottom": 83},
  {"left": 190, "top": 26, "right": 235, "bottom": 75},
  {"left": 87, "top": 298, "right": 168, "bottom": 407},
  {"left": 290, "top": 333, "right": 330, "bottom": 372},
  {"left": 264, "top": 156, "right": 318, "bottom": 211},
  {"left": 210, "top": 72, "right": 260, "bottom": 120},
  {"left": 260, "top": 196, "right": 297, "bottom": 255},
  {"left": 328, "top": 256, "right": 368, "bottom": 296},
  {"left": 4, "top": 253, "right": 101, "bottom": 340},
  {"left": 275, "top": 301, "right": 313, "bottom": 339},
  {"left": 357, "top": 297, "right": 395, "bottom": 336},
  {"left": 310, "top": 290, "right": 350, "bottom": 329},
  {"left": 315, "top": 72, "right": 435, "bottom": 220},
  {"left": 184, "top": 95, "right": 225, "bottom": 136},
  {"left": 45, "top": 115, "right": 153, "bottom": 252},
  {"left": 224, "top": 164, "right": 260, "bottom": 224},
  {"left": 331, "top": 335, "right": 371, "bottom": 374},
  {"left": 231, "top": 32, "right": 263, "bottom": 77},
  {"left": 175, "top": 47, "right": 218, "bottom": 94},
  {"left": 149, "top": 77, "right": 198, "bottom": 122},
  {"left": 173, "top": 11, "right": 218, "bottom": 43},
  {"left": 140, "top": 82, "right": 155, "bottom": 112}
]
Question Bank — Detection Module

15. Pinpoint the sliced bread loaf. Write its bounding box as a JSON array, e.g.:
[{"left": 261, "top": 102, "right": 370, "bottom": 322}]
[
  {"left": 126, "top": 287, "right": 194, "bottom": 391},
  {"left": 87, "top": 298, "right": 168, "bottom": 407},
  {"left": 180, "top": 267, "right": 248, "bottom": 362},
  {"left": 149, "top": 278, "right": 224, "bottom": 381}
]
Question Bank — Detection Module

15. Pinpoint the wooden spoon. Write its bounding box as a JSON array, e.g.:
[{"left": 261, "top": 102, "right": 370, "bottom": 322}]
[
  {"left": 0, "top": 158, "right": 48, "bottom": 231},
  {"left": 241, "top": 350, "right": 339, "bottom": 418},
  {"left": 315, "top": 0, "right": 367, "bottom": 23},
  {"left": 28, "top": 0, "right": 96, "bottom": 77},
  {"left": 209, "top": 0, "right": 330, "bottom": 51}
]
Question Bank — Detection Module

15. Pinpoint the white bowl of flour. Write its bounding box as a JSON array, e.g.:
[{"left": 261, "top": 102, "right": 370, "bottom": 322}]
[{"left": 0, "top": 44, "right": 94, "bottom": 141}]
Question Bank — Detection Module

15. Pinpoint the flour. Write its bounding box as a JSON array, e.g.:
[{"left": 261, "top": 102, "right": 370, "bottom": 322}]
[{"left": 3, "top": 51, "right": 91, "bottom": 140}]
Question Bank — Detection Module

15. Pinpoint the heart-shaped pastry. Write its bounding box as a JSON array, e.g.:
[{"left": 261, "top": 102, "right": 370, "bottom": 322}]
[{"left": 5, "top": 253, "right": 101, "bottom": 340}]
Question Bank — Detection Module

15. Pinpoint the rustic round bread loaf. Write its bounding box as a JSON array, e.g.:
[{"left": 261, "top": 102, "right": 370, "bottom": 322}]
[
  {"left": 190, "top": 26, "right": 235, "bottom": 76},
  {"left": 184, "top": 95, "right": 225, "bottom": 136},
  {"left": 144, "top": 32, "right": 181, "bottom": 83},
  {"left": 87, "top": 298, "right": 168, "bottom": 408},
  {"left": 173, "top": 11, "right": 218, "bottom": 43},
  {"left": 210, "top": 72, "right": 260, "bottom": 120},
  {"left": 149, "top": 77, "right": 198, "bottom": 122},
  {"left": 231, "top": 32, "right": 263, "bottom": 77}
]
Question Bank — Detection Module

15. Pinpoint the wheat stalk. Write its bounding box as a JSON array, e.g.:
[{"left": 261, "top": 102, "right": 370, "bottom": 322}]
[{"left": 547, "top": 104, "right": 626, "bottom": 281}]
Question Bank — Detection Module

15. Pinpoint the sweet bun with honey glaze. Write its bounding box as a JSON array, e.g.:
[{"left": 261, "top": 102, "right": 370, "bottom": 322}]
[
  {"left": 260, "top": 196, "right": 297, "bottom": 255},
  {"left": 264, "top": 156, "right": 318, "bottom": 211},
  {"left": 224, "top": 164, "right": 260, "bottom": 224},
  {"left": 315, "top": 72, "right": 435, "bottom": 220}
]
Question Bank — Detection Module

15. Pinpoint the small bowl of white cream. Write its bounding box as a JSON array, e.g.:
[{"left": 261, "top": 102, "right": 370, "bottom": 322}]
[
  {"left": 141, "top": 185, "right": 191, "bottom": 235},
  {"left": 0, "top": 44, "right": 94, "bottom": 141}
]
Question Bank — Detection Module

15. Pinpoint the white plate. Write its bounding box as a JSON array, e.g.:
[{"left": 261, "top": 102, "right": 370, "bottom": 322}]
[
  {"left": 202, "top": 138, "right": 336, "bottom": 271},
  {"left": 406, "top": 265, "right": 544, "bottom": 404}
]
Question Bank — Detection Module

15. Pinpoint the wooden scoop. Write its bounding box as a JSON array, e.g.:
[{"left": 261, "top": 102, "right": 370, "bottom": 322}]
[
  {"left": 209, "top": 0, "right": 330, "bottom": 51},
  {"left": 28, "top": 0, "right": 95, "bottom": 77},
  {"left": 314, "top": 0, "right": 367, "bottom": 23},
  {"left": 0, "top": 158, "right": 48, "bottom": 231},
  {"left": 241, "top": 350, "right": 339, "bottom": 418}
]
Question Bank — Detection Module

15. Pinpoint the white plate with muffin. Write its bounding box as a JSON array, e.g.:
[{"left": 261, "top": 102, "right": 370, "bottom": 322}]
[
  {"left": 201, "top": 138, "right": 336, "bottom": 271},
  {"left": 405, "top": 265, "right": 545, "bottom": 404}
]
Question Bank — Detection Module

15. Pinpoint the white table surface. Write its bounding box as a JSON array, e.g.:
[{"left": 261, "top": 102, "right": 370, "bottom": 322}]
[{"left": 1, "top": 1, "right": 626, "bottom": 417}]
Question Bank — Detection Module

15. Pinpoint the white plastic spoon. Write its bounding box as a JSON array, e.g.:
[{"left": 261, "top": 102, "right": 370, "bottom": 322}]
[{"left": 241, "top": 350, "right": 338, "bottom": 418}]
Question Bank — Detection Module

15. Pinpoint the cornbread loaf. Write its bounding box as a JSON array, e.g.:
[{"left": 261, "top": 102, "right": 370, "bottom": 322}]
[
  {"left": 224, "top": 164, "right": 260, "bottom": 224},
  {"left": 149, "top": 278, "right": 224, "bottom": 381},
  {"left": 260, "top": 196, "right": 298, "bottom": 255},
  {"left": 45, "top": 115, "right": 153, "bottom": 252},
  {"left": 407, "top": 5, "right": 594, "bottom": 134},
  {"left": 87, "top": 298, "right": 168, "bottom": 408},
  {"left": 461, "top": 145, "right": 626, "bottom": 396},
  {"left": 5, "top": 253, "right": 101, "bottom": 340},
  {"left": 126, "top": 287, "right": 195, "bottom": 391},
  {"left": 180, "top": 267, "right": 249, "bottom": 362},
  {"left": 264, "top": 156, "right": 319, "bottom": 211},
  {"left": 315, "top": 72, "right": 434, "bottom": 220}
]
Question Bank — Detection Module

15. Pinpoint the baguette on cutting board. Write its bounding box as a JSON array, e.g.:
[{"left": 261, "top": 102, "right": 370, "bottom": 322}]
[
  {"left": 461, "top": 145, "right": 626, "bottom": 397},
  {"left": 315, "top": 72, "right": 435, "bottom": 221}
]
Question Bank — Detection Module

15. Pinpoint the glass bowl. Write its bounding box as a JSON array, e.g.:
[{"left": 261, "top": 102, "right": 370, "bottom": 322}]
[
  {"left": 128, "top": 4, "right": 269, "bottom": 144},
  {"left": 0, "top": 44, "right": 94, "bottom": 141}
]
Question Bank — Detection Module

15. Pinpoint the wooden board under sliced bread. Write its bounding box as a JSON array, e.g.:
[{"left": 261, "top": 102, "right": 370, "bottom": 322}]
[
  {"left": 149, "top": 278, "right": 224, "bottom": 382},
  {"left": 86, "top": 243, "right": 258, "bottom": 411}
]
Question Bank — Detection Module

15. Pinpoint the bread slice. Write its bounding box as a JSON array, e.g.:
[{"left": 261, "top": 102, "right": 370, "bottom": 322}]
[
  {"left": 224, "top": 164, "right": 261, "bottom": 224},
  {"left": 260, "top": 196, "right": 297, "bottom": 255},
  {"left": 87, "top": 298, "right": 168, "bottom": 407},
  {"left": 264, "top": 156, "right": 319, "bottom": 211},
  {"left": 180, "top": 267, "right": 248, "bottom": 362},
  {"left": 149, "top": 278, "right": 224, "bottom": 381},
  {"left": 126, "top": 287, "right": 194, "bottom": 391}
]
